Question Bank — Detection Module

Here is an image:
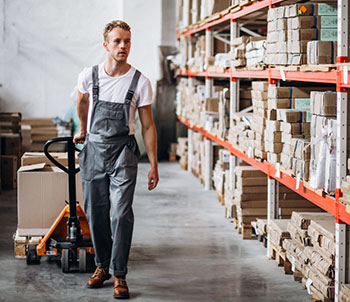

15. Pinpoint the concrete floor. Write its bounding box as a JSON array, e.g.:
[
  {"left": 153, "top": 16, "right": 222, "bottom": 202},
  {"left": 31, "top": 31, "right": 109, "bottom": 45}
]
[{"left": 0, "top": 162, "right": 311, "bottom": 302}]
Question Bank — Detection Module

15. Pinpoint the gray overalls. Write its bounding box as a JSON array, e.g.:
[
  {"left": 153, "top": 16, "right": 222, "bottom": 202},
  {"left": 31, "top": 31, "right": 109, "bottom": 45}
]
[{"left": 78, "top": 65, "right": 141, "bottom": 277}]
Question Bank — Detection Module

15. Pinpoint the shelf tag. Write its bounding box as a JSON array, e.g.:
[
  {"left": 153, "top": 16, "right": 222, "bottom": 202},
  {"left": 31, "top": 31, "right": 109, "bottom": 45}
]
[
  {"left": 190, "top": 121, "right": 194, "bottom": 129},
  {"left": 291, "top": 256, "right": 295, "bottom": 272},
  {"left": 280, "top": 67, "right": 286, "bottom": 81},
  {"left": 296, "top": 173, "right": 301, "bottom": 190},
  {"left": 275, "top": 163, "right": 281, "bottom": 178},
  {"left": 306, "top": 278, "right": 313, "bottom": 295},
  {"left": 344, "top": 66, "right": 349, "bottom": 85}
]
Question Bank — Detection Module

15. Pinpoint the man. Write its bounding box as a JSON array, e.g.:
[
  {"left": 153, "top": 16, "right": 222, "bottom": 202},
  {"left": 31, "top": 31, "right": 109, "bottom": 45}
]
[{"left": 73, "top": 20, "right": 159, "bottom": 299}]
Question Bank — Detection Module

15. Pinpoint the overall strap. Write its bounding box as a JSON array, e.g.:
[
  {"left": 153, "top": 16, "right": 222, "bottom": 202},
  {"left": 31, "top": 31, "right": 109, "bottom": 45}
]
[
  {"left": 124, "top": 69, "right": 141, "bottom": 127},
  {"left": 89, "top": 65, "right": 100, "bottom": 133},
  {"left": 92, "top": 65, "right": 99, "bottom": 103}
]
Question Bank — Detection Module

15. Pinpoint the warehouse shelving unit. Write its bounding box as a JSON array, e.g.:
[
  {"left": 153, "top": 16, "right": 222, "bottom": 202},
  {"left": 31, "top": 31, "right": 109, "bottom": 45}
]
[{"left": 177, "top": 0, "right": 350, "bottom": 301}]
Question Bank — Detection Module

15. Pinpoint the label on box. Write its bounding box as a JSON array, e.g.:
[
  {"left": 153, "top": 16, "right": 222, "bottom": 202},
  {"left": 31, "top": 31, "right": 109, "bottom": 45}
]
[{"left": 306, "top": 278, "right": 313, "bottom": 295}]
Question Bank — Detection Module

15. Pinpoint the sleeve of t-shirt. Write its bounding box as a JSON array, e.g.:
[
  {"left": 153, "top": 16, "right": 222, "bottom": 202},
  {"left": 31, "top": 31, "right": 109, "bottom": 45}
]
[
  {"left": 137, "top": 77, "right": 153, "bottom": 108},
  {"left": 77, "top": 67, "right": 90, "bottom": 94}
]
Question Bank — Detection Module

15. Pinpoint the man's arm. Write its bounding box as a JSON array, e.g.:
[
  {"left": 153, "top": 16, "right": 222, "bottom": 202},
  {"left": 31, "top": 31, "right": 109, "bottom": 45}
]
[
  {"left": 73, "top": 91, "right": 90, "bottom": 144},
  {"left": 138, "top": 105, "right": 159, "bottom": 191}
]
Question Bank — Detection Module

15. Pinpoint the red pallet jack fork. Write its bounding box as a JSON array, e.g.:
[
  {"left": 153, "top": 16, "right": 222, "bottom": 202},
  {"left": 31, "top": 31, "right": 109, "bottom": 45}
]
[{"left": 26, "top": 137, "right": 93, "bottom": 273}]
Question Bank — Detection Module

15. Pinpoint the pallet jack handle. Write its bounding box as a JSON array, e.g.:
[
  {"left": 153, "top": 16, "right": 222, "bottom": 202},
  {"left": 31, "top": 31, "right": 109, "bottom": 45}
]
[{"left": 44, "top": 137, "right": 81, "bottom": 220}]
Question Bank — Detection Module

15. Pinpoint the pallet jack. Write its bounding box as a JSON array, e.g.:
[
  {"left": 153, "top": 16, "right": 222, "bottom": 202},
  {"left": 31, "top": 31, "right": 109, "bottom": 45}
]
[{"left": 26, "top": 137, "right": 93, "bottom": 273}]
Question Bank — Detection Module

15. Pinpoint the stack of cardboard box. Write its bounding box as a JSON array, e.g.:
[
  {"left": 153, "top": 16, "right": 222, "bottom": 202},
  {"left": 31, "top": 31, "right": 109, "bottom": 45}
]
[
  {"left": 340, "top": 285, "right": 350, "bottom": 302},
  {"left": 230, "top": 36, "right": 266, "bottom": 69},
  {"left": 267, "top": 2, "right": 337, "bottom": 66},
  {"left": 190, "top": 132, "right": 205, "bottom": 179},
  {"left": 251, "top": 81, "right": 269, "bottom": 160},
  {"left": 224, "top": 169, "right": 235, "bottom": 218},
  {"left": 233, "top": 166, "right": 268, "bottom": 237},
  {"left": 309, "top": 91, "right": 337, "bottom": 194},
  {"left": 21, "top": 118, "right": 72, "bottom": 152},
  {"left": 266, "top": 86, "right": 312, "bottom": 172},
  {"left": 268, "top": 219, "right": 291, "bottom": 260},
  {"left": 228, "top": 112, "right": 254, "bottom": 153},
  {"left": 283, "top": 212, "right": 335, "bottom": 301},
  {"left": 0, "top": 113, "right": 23, "bottom": 189},
  {"left": 213, "top": 149, "right": 230, "bottom": 204},
  {"left": 176, "top": 137, "right": 188, "bottom": 170},
  {"left": 245, "top": 39, "right": 267, "bottom": 67}
]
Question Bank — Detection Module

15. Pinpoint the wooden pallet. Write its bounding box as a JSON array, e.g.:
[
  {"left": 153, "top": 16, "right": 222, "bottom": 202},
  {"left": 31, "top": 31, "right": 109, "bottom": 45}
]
[
  {"left": 241, "top": 224, "right": 257, "bottom": 240},
  {"left": 268, "top": 242, "right": 293, "bottom": 274},
  {"left": 14, "top": 231, "right": 41, "bottom": 259}
]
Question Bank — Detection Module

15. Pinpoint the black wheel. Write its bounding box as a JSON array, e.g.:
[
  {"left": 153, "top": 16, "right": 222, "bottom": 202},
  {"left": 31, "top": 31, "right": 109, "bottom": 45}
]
[
  {"left": 61, "top": 249, "right": 70, "bottom": 273},
  {"left": 79, "top": 248, "right": 87, "bottom": 273},
  {"left": 26, "top": 245, "right": 40, "bottom": 265}
]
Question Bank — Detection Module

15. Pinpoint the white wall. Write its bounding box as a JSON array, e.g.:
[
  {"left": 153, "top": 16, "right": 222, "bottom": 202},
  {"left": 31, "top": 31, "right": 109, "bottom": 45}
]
[
  {"left": 122, "top": 0, "right": 162, "bottom": 91},
  {"left": 0, "top": 0, "right": 176, "bottom": 118},
  {"left": 0, "top": 0, "right": 122, "bottom": 117}
]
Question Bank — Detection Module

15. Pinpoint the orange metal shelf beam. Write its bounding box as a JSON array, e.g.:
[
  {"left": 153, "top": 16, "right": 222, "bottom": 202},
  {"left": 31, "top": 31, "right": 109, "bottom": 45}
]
[
  {"left": 178, "top": 69, "right": 337, "bottom": 84},
  {"left": 179, "top": 117, "right": 350, "bottom": 224},
  {"left": 177, "top": 0, "right": 287, "bottom": 38}
]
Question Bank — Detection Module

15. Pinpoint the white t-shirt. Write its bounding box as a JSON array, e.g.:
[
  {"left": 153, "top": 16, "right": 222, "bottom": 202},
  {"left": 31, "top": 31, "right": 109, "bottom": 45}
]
[{"left": 77, "top": 63, "right": 153, "bottom": 135}]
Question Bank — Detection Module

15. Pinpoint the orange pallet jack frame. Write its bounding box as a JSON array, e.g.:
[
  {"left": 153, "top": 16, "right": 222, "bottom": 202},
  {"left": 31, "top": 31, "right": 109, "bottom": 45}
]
[{"left": 26, "top": 137, "right": 94, "bottom": 273}]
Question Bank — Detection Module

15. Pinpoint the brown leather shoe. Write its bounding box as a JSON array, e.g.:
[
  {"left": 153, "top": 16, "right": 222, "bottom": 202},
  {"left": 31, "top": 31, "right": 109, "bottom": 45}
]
[
  {"left": 87, "top": 266, "right": 111, "bottom": 288},
  {"left": 113, "top": 277, "right": 130, "bottom": 299}
]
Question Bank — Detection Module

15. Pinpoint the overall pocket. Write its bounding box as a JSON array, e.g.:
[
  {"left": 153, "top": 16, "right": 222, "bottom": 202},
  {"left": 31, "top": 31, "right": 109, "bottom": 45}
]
[{"left": 78, "top": 141, "right": 94, "bottom": 181}]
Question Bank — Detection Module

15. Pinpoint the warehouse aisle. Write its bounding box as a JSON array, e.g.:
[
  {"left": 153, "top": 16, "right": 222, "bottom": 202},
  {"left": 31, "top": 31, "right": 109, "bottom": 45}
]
[{"left": 0, "top": 162, "right": 310, "bottom": 302}]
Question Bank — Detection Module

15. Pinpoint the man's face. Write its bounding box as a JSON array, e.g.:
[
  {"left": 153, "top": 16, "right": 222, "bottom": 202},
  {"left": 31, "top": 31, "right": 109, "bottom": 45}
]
[{"left": 104, "top": 27, "right": 131, "bottom": 63}]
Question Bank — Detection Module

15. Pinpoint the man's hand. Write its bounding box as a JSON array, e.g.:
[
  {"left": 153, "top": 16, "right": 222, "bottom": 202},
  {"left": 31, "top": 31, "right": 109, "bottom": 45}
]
[
  {"left": 148, "top": 167, "right": 159, "bottom": 191},
  {"left": 73, "top": 131, "right": 86, "bottom": 145}
]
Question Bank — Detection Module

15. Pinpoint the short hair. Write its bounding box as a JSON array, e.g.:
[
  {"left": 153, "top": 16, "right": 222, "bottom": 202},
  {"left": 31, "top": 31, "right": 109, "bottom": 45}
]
[{"left": 103, "top": 20, "right": 131, "bottom": 41}]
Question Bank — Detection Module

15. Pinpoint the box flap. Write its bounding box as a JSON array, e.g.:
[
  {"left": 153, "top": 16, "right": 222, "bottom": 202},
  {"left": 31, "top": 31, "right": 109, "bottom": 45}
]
[{"left": 18, "top": 163, "right": 46, "bottom": 172}]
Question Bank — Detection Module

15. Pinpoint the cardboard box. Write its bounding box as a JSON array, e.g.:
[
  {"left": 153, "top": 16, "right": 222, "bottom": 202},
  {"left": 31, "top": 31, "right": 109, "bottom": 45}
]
[
  {"left": 264, "top": 141, "right": 283, "bottom": 153},
  {"left": 281, "top": 152, "right": 292, "bottom": 169},
  {"left": 307, "top": 41, "right": 337, "bottom": 65},
  {"left": 266, "top": 120, "right": 281, "bottom": 132},
  {"left": 310, "top": 91, "right": 337, "bottom": 116},
  {"left": 1, "top": 155, "right": 17, "bottom": 189},
  {"left": 234, "top": 166, "right": 265, "bottom": 178},
  {"left": 267, "top": 152, "right": 281, "bottom": 165},
  {"left": 251, "top": 90, "right": 268, "bottom": 101},
  {"left": 288, "top": 16, "right": 321, "bottom": 30},
  {"left": 321, "top": 28, "right": 337, "bottom": 41},
  {"left": 21, "top": 152, "right": 79, "bottom": 167},
  {"left": 310, "top": 115, "right": 335, "bottom": 137},
  {"left": 288, "top": 29, "right": 318, "bottom": 41},
  {"left": 317, "top": 3, "right": 337, "bottom": 16},
  {"left": 268, "top": 86, "right": 312, "bottom": 99},
  {"left": 264, "top": 130, "right": 282, "bottom": 143},
  {"left": 291, "top": 138, "right": 311, "bottom": 160},
  {"left": 0, "top": 133, "right": 21, "bottom": 158},
  {"left": 277, "top": 109, "right": 308, "bottom": 123},
  {"left": 17, "top": 163, "right": 83, "bottom": 236},
  {"left": 280, "top": 122, "right": 310, "bottom": 135},
  {"left": 205, "top": 98, "right": 219, "bottom": 113},
  {"left": 288, "top": 40, "right": 309, "bottom": 54}
]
